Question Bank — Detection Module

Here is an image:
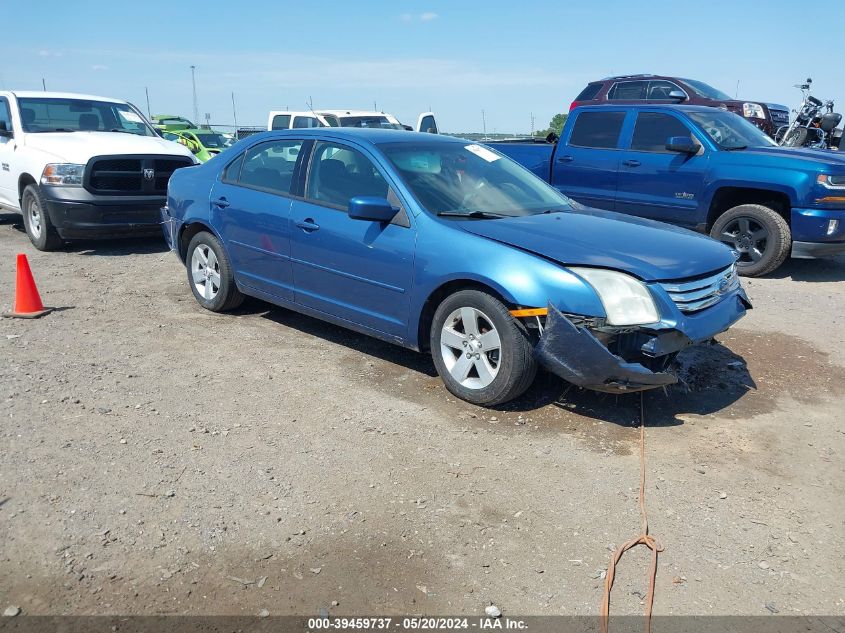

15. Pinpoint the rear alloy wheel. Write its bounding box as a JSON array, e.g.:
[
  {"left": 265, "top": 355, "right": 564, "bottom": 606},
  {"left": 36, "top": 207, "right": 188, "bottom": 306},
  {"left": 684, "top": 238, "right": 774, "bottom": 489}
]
[
  {"left": 186, "top": 231, "right": 244, "bottom": 312},
  {"left": 710, "top": 204, "right": 791, "bottom": 277},
  {"left": 431, "top": 289, "right": 536, "bottom": 406}
]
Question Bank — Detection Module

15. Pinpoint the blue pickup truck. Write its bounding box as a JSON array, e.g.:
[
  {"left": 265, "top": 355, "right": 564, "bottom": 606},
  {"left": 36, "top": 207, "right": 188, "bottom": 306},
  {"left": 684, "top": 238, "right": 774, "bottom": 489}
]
[{"left": 488, "top": 104, "right": 845, "bottom": 276}]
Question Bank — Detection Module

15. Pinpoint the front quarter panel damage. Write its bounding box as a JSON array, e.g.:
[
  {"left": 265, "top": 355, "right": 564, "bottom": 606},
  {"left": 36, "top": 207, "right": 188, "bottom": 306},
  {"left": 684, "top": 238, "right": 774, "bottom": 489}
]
[{"left": 535, "top": 305, "right": 679, "bottom": 393}]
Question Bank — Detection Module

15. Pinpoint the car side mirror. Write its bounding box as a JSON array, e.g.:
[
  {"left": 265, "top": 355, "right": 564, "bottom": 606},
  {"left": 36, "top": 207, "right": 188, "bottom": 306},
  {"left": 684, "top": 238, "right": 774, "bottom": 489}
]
[
  {"left": 0, "top": 121, "right": 12, "bottom": 138},
  {"left": 666, "top": 136, "right": 699, "bottom": 154},
  {"left": 668, "top": 89, "right": 687, "bottom": 101},
  {"left": 348, "top": 196, "right": 397, "bottom": 222}
]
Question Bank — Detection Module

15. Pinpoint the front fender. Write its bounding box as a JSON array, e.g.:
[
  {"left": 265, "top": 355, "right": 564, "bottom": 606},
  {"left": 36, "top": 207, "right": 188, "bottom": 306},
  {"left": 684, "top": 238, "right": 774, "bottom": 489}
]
[{"left": 407, "top": 217, "right": 606, "bottom": 348}]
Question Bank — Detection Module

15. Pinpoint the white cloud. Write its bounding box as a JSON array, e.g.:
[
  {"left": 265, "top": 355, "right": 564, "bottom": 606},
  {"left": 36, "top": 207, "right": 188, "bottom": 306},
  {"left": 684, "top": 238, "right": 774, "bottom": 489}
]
[
  {"left": 91, "top": 64, "right": 109, "bottom": 71},
  {"left": 401, "top": 12, "right": 438, "bottom": 22},
  {"left": 38, "top": 50, "right": 62, "bottom": 57}
]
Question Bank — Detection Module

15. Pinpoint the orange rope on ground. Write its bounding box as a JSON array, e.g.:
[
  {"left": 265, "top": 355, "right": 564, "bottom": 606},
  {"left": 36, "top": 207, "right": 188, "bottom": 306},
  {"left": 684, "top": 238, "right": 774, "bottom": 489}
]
[{"left": 599, "top": 393, "right": 664, "bottom": 633}]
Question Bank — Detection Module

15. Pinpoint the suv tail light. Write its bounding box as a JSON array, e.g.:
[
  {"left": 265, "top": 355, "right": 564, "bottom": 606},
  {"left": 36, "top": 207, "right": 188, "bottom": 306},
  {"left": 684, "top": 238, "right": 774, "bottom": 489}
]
[{"left": 569, "top": 101, "right": 578, "bottom": 111}]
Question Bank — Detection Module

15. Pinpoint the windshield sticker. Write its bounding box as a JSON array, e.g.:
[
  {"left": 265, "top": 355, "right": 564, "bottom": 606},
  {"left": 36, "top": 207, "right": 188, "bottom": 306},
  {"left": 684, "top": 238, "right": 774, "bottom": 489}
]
[
  {"left": 464, "top": 144, "right": 500, "bottom": 163},
  {"left": 119, "top": 110, "right": 144, "bottom": 123}
]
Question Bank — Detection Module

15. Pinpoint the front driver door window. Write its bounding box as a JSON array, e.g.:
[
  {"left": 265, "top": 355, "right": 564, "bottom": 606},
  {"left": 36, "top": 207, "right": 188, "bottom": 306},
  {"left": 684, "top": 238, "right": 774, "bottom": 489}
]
[
  {"left": 615, "top": 112, "right": 706, "bottom": 224},
  {"left": 289, "top": 141, "right": 415, "bottom": 337}
]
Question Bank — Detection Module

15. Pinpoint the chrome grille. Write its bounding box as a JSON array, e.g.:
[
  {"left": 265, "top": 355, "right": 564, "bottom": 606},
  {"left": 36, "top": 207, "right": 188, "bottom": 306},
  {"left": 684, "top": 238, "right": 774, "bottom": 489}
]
[
  {"left": 769, "top": 108, "right": 790, "bottom": 126},
  {"left": 660, "top": 264, "right": 740, "bottom": 313}
]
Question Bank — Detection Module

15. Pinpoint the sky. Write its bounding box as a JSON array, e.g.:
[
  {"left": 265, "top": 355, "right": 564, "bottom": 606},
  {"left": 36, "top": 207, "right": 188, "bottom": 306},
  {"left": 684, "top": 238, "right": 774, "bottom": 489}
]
[{"left": 1, "top": 0, "right": 843, "bottom": 134}]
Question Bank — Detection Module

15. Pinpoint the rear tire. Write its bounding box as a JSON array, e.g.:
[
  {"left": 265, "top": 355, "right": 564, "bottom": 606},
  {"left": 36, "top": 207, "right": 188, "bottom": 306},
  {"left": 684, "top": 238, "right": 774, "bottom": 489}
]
[
  {"left": 430, "top": 289, "right": 537, "bottom": 406},
  {"left": 710, "top": 204, "right": 791, "bottom": 277},
  {"left": 21, "top": 184, "right": 63, "bottom": 251},
  {"left": 186, "top": 231, "right": 244, "bottom": 312}
]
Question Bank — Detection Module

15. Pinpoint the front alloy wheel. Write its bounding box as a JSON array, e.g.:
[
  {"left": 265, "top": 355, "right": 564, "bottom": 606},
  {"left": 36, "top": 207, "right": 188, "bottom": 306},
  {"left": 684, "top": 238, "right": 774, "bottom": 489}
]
[
  {"left": 710, "top": 204, "right": 791, "bottom": 277},
  {"left": 439, "top": 307, "right": 502, "bottom": 389},
  {"left": 430, "top": 289, "right": 537, "bottom": 406}
]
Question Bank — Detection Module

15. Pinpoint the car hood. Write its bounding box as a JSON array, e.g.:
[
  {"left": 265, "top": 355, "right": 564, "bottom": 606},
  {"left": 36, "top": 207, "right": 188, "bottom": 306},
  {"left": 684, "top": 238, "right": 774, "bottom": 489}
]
[
  {"left": 453, "top": 208, "right": 735, "bottom": 282},
  {"left": 23, "top": 132, "right": 196, "bottom": 164},
  {"left": 725, "top": 145, "right": 845, "bottom": 167}
]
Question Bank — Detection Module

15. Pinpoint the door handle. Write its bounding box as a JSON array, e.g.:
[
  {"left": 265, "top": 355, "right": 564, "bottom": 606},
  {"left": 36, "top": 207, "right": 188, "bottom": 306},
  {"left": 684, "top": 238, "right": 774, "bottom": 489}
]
[
  {"left": 622, "top": 159, "right": 641, "bottom": 167},
  {"left": 295, "top": 218, "right": 320, "bottom": 232},
  {"left": 556, "top": 155, "right": 574, "bottom": 163},
  {"left": 213, "top": 197, "right": 230, "bottom": 209}
]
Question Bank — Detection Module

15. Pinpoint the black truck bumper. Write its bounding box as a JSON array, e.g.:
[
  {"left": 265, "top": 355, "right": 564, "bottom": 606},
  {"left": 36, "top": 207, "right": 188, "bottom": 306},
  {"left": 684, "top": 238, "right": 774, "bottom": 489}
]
[{"left": 41, "top": 187, "right": 165, "bottom": 240}]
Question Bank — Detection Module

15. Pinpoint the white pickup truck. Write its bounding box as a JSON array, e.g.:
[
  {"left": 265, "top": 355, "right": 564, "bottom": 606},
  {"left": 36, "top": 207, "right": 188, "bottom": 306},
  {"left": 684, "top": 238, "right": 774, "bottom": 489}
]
[
  {"left": 267, "top": 109, "right": 439, "bottom": 134},
  {"left": 0, "top": 91, "right": 197, "bottom": 250}
]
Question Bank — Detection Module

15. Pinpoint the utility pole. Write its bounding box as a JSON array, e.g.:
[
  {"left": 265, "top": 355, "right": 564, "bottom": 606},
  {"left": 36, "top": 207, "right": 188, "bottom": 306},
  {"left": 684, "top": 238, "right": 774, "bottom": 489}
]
[
  {"left": 145, "top": 87, "right": 152, "bottom": 118},
  {"left": 374, "top": 100, "right": 378, "bottom": 111},
  {"left": 308, "top": 95, "right": 314, "bottom": 110},
  {"left": 231, "top": 92, "right": 238, "bottom": 129},
  {"left": 42, "top": 78, "right": 46, "bottom": 91},
  {"left": 190, "top": 65, "right": 199, "bottom": 124},
  {"left": 735, "top": 80, "right": 740, "bottom": 99},
  {"left": 530, "top": 112, "right": 535, "bottom": 137},
  {"left": 481, "top": 109, "right": 487, "bottom": 137}
]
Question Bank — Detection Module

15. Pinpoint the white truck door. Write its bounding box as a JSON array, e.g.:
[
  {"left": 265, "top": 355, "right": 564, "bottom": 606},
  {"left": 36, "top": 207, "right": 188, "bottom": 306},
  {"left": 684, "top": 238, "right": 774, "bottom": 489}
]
[
  {"left": 416, "top": 112, "right": 438, "bottom": 134},
  {"left": 0, "top": 96, "right": 16, "bottom": 208}
]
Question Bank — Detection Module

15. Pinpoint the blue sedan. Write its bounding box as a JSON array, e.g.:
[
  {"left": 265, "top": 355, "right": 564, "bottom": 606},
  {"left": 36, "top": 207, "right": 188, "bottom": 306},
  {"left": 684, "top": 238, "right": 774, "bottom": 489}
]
[{"left": 161, "top": 129, "right": 750, "bottom": 406}]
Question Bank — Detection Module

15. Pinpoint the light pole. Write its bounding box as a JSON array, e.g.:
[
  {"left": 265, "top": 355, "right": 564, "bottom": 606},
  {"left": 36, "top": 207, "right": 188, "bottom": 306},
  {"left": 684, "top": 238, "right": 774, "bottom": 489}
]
[{"left": 190, "top": 65, "right": 199, "bottom": 124}]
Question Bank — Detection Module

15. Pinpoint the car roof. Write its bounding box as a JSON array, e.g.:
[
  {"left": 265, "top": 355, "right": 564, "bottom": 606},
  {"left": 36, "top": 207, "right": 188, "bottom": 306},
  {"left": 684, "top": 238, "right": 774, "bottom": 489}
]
[
  {"left": 10, "top": 90, "right": 127, "bottom": 103},
  {"left": 575, "top": 103, "right": 720, "bottom": 113},
  {"left": 317, "top": 110, "right": 392, "bottom": 117},
  {"left": 254, "top": 127, "right": 462, "bottom": 145}
]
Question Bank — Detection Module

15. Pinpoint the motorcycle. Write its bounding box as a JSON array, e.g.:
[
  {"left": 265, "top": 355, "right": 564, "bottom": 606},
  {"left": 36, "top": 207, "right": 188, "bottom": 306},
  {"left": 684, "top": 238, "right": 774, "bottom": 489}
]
[{"left": 776, "top": 78, "right": 843, "bottom": 150}]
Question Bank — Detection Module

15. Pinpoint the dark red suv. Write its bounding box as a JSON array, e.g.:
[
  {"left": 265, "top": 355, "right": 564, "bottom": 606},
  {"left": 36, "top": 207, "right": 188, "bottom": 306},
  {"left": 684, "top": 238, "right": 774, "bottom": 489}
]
[{"left": 571, "top": 74, "right": 790, "bottom": 138}]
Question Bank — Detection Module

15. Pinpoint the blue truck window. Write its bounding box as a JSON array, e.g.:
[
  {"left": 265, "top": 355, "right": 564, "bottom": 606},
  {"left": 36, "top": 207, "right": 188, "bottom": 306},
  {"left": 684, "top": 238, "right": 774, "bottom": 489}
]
[
  {"left": 631, "top": 113, "right": 692, "bottom": 152},
  {"left": 569, "top": 111, "right": 626, "bottom": 149}
]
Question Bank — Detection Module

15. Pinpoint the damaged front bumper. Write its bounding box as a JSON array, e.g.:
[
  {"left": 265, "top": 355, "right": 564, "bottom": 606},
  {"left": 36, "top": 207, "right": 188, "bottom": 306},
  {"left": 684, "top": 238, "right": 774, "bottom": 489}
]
[{"left": 534, "top": 289, "right": 751, "bottom": 393}]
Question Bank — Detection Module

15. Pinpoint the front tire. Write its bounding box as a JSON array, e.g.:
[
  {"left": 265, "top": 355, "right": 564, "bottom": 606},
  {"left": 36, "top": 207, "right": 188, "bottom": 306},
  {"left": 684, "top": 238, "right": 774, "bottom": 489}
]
[
  {"left": 710, "top": 204, "right": 791, "bottom": 277},
  {"left": 186, "top": 231, "right": 244, "bottom": 312},
  {"left": 430, "top": 289, "right": 537, "bottom": 406},
  {"left": 21, "top": 185, "right": 63, "bottom": 251}
]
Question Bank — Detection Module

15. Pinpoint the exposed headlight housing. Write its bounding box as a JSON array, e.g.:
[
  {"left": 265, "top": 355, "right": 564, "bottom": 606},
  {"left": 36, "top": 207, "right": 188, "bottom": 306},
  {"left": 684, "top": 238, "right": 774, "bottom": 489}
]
[
  {"left": 742, "top": 103, "right": 766, "bottom": 119},
  {"left": 568, "top": 267, "right": 660, "bottom": 326},
  {"left": 41, "top": 163, "right": 85, "bottom": 186}
]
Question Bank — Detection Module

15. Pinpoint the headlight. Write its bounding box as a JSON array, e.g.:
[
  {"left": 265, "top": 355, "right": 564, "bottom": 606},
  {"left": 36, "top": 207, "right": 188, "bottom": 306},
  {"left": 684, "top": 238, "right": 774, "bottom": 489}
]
[
  {"left": 41, "top": 163, "right": 85, "bottom": 186},
  {"left": 742, "top": 103, "right": 765, "bottom": 119},
  {"left": 817, "top": 174, "right": 845, "bottom": 189},
  {"left": 568, "top": 267, "right": 660, "bottom": 326}
]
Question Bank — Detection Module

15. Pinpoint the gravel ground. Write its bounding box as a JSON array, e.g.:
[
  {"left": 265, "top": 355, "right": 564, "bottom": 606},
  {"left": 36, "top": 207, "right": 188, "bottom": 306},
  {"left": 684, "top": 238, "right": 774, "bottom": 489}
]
[{"left": 0, "top": 213, "right": 843, "bottom": 618}]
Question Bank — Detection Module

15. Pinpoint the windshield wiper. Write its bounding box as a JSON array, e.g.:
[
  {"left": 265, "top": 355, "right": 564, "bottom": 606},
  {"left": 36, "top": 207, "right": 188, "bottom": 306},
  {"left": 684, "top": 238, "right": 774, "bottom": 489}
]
[
  {"left": 32, "top": 128, "right": 76, "bottom": 133},
  {"left": 437, "top": 210, "right": 508, "bottom": 219},
  {"left": 722, "top": 145, "right": 748, "bottom": 151}
]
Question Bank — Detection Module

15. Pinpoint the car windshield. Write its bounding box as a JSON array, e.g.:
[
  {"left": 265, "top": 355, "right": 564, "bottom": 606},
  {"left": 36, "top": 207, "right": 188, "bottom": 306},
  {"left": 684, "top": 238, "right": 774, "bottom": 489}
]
[
  {"left": 688, "top": 110, "right": 778, "bottom": 149},
  {"left": 196, "top": 132, "right": 233, "bottom": 148},
  {"left": 381, "top": 142, "right": 574, "bottom": 217},
  {"left": 682, "top": 79, "right": 733, "bottom": 101},
  {"left": 340, "top": 115, "right": 404, "bottom": 130},
  {"left": 18, "top": 97, "right": 156, "bottom": 135}
]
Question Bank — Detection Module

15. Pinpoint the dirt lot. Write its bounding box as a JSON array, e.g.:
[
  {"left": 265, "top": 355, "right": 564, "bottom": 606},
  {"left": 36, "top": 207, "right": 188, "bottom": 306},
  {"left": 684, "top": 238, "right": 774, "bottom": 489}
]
[{"left": 1, "top": 212, "right": 843, "bottom": 618}]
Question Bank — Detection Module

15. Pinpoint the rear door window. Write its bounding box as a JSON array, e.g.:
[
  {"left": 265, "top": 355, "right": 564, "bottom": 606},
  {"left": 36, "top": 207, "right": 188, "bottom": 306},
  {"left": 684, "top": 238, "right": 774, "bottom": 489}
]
[
  {"left": 574, "top": 83, "right": 602, "bottom": 101},
  {"left": 630, "top": 113, "right": 694, "bottom": 152},
  {"left": 292, "top": 116, "right": 320, "bottom": 129},
  {"left": 607, "top": 81, "right": 647, "bottom": 100},
  {"left": 646, "top": 81, "right": 684, "bottom": 100},
  {"left": 568, "top": 111, "right": 626, "bottom": 149},
  {"left": 271, "top": 114, "right": 291, "bottom": 130},
  {"left": 237, "top": 140, "right": 304, "bottom": 194}
]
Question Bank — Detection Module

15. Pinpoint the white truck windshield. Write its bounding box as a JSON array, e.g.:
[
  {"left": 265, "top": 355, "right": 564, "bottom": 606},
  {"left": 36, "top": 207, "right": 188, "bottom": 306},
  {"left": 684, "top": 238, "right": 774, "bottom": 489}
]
[{"left": 18, "top": 97, "right": 156, "bottom": 136}]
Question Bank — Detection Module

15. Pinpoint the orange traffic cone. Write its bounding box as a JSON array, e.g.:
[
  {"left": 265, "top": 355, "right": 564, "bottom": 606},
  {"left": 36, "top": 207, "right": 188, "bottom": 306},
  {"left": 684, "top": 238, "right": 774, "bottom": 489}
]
[{"left": 3, "top": 254, "right": 52, "bottom": 319}]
